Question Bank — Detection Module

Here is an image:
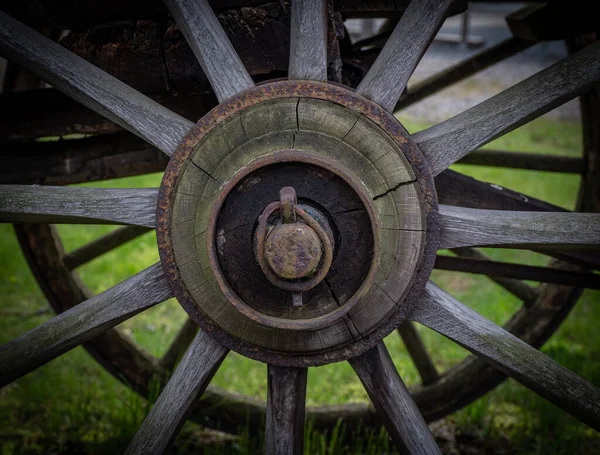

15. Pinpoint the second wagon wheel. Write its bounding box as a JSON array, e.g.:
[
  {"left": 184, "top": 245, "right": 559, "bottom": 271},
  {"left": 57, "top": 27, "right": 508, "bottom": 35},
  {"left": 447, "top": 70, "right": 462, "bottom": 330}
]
[{"left": 1, "top": 0, "right": 600, "bottom": 453}]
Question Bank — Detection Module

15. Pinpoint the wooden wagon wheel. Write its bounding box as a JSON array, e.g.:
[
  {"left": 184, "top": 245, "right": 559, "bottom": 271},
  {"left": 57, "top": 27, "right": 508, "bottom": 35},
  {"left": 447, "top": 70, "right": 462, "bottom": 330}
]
[{"left": 2, "top": 1, "right": 600, "bottom": 453}]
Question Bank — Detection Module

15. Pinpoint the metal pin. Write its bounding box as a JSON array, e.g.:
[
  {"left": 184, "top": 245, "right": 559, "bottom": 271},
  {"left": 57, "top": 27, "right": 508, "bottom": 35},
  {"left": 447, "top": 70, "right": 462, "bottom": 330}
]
[{"left": 292, "top": 292, "right": 303, "bottom": 307}]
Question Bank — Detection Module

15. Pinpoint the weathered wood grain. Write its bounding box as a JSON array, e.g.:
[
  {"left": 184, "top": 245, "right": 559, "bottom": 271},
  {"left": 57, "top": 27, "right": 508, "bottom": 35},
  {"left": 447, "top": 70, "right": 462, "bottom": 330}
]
[
  {"left": 436, "top": 253, "right": 600, "bottom": 290},
  {"left": 349, "top": 342, "right": 441, "bottom": 454},
  {"left": 0, "top": 185, "right": 158, "bottom": 228},
  {"left": 356, "top": 0, "right": 454, "bottom": 112},
  {"left": 63, "top": 226, "right": 152, "bottom": 270},
  {"left": 448, "top": 247, "right": 539, "bottom": 305},
  {"left": 410, "top": 282, "right": 600, "bottom": 430},
  {"left": 164, "top": 0, "right": 254, "bottom": 102},
  {"left": 439, "top": 205, "right": 600, "bottom": 250},
  {"left": 126, "top": 330, "right": 228, "bottom": 454},
  {"left": 398, "top": 321, "right": 439, "bottom": 386},
  {"left": 265, "top": 365, "right": 307, "bottom": 455},
  {"left": 288, "top": 0, "right": 327, "bottom": 81},
  {"left": 414, "top": 41, "right": 600, "bottom": 176},
  {"left": 159, "top": 318, "right": 199, "bottom": 371},
  {"left": 396, "top": 37, "right": 535, "bottom": 111},
  {"left": 0, "top": 12, "right": 194, "bottom": 156},
  {"left": 0, "top": 263, "right": 172, "bottom": 387}
]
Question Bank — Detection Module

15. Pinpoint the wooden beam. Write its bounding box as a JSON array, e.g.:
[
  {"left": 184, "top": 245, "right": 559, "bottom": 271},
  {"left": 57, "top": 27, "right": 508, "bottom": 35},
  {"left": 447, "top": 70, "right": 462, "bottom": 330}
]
[
  {"left": 0, "top": 133, "right": 167, "bottom": 185},
  {"left": 0, "top": 12, "right": 194, "bottom": 156},
  {"left": 0, "top": 89, "right": 214, "bottom": 142}
]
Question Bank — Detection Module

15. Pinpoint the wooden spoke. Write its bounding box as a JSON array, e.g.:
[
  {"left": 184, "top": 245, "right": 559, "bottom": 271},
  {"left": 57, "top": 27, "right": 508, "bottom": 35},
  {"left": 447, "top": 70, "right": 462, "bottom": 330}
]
[
  {"left": 414, "top": 41, "right": 600, "bottom": 176},
  {"left": 0, "top": 263, "right": 171, "bottom": 387},
  {"left": 159, "top": 318, "right": 199, "bottom": 371},
  {"left": 356, "top": 0, "right": 454, "bottom": 112},
  {"left": 436, "top": 253, "right": 600, "bottom": 290},
  {"left": 456, "top": 149, "right": 584, "bottom": 174},
  {"left": 349, "top": 343, "right": 441, "bottom": 454},
  {"left": 436, "top": 171, "right": 600, "bottom": 269},
  {"left": 64, "top": 226, "right": 152, "bottom": 270},
  {"left": 397, "top": 321, "right": 439, "bottom": 386},
  {"left": 265, "top": 365, "right": 307, "bottom": 455},
  {"left": 396, "top": 37, "right": 535, "bottom": 111},
  {"left": 0, "top": 185, "right": 158, "bottom": 228},
  {"left": 126, "top": 330, "right": 228, "bottom": 454},
  {"left": 163, "top": 0, "right": 254, "bottom": 102},
  {"left": 439, "top": 205, "right": 600, "bottom": 250},
  {"left": 288, "top": 0, "right": 328, "bottom": 81},
  {"left": 448, "top": 248, "right": 539, "bottom": 305},
  {"left": 410, "top": 282, "right": 600, "bottom": 430},
  {"left": 0, "top": 12, "right": 194, "bottom": 156}
]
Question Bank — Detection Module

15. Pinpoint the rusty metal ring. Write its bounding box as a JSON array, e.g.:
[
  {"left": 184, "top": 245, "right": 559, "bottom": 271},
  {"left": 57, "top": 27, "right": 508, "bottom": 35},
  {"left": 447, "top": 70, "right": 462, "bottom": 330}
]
[{"left": 255, "top": 203, "right": 334, "bottom": 292}]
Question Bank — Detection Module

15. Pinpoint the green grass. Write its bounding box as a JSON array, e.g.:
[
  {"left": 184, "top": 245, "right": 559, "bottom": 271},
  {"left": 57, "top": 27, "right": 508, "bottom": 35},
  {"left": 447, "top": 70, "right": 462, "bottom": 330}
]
[{"left": 1, "top": 116, "right": 599, "bottom": 454}]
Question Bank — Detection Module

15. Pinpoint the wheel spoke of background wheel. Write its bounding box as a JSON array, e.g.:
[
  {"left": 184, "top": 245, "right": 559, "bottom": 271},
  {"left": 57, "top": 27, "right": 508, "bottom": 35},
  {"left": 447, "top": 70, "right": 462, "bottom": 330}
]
[
  {"left": 159, "top": 318, "right": 199, "bottom": 371},
  {"left": 126, "top": 330, "right": 228, "bottom": 454},
  {"left": 411, "top": 282, "right": 600, "bottom": 430},
  {"left": 356, "top": 0, "right": 454, "bottom": 112},
  {"left": 0, "top": 263, "right": 171, "bottom": 388},
  {"left": 349, "top": 343, "right": 441, "bottom": 454},
  {"left": 456, "top": 149, "right": 584, "bottom": 174},
  {"left": 0, "top": 186, "right": 158, "bottom": 228},
  {"left": 63, "top": 226, "right": 152, "bottom": 270},
  {"left": 439, "top": 205, "right": 600, "bottom": 250},
  {"left": 436, "top": 169, "right": 563, "bottom": 212},
  {"left": 265, "top": 365, "right": 307, "bottom": 455},
  {"left": 0, "top": 12, "right": 193, "bottom": 156},
  {"left": 288, "top": 0, "right": 327, "bottom": 81},
  {"left": 397, "top": 321, "right": 439, "bottom": 386},
  {"left": 447, "top": 248, "right": 539, "bottom": 305},
  {"left": 436, "top": 253, "right": 600, "bottom": 290},
  {"left": 395, "top": 37, "right": 536, "bottom": 111},
  {"left": 414, "top": 41, "right": 600, "bottom": 176},
  {"left": 163, "top": 0, "right": 254, "bottom": 102}
]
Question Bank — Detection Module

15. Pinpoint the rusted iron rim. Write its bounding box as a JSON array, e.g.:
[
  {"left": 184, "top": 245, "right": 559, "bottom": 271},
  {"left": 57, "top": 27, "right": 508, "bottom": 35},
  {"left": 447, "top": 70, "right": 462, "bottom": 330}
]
[
  {"left": 255, "top": 203, "right": 333, "bottom": 292},
  {"left": 206, "top": 150, "right": 380, "bottom": 331}
]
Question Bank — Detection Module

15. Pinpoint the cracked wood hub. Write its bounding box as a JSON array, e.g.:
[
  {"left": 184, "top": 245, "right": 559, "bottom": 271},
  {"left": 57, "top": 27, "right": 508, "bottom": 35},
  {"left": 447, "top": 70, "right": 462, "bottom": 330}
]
[{"left": 157, "top": 81, "right": 439, "bottom": 366}]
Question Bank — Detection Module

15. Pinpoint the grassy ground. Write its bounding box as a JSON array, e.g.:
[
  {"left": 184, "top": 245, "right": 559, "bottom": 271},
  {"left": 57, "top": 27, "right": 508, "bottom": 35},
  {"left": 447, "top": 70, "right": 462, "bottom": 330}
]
[{"left": 1, "top": 116, "right": 599, "bottom": 454}]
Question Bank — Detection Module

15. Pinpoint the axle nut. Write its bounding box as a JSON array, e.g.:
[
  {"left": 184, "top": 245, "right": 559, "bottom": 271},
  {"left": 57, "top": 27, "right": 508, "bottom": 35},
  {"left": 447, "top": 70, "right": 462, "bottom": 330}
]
[{"left": 264, "top": 223, "right": 322, "bottom": 280}]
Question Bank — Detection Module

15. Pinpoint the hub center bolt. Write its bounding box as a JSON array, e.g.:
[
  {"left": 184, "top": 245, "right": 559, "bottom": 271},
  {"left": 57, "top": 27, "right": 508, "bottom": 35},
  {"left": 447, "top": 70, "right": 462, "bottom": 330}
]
[{"left": 255, "top": 186, "right": 333, "bottom": 306}]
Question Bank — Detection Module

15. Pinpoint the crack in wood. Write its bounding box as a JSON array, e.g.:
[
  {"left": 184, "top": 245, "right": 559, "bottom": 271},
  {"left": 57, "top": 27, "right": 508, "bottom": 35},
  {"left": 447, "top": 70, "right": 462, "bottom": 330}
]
[{"left": 373, "top": 179, "right": 417, "bottom": 200}]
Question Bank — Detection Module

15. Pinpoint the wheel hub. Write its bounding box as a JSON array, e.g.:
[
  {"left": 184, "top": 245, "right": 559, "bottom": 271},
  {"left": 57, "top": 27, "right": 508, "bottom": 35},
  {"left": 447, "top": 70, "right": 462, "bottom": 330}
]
[{"left": 157, "top": 81, "right": 439, "bottom": 366}]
